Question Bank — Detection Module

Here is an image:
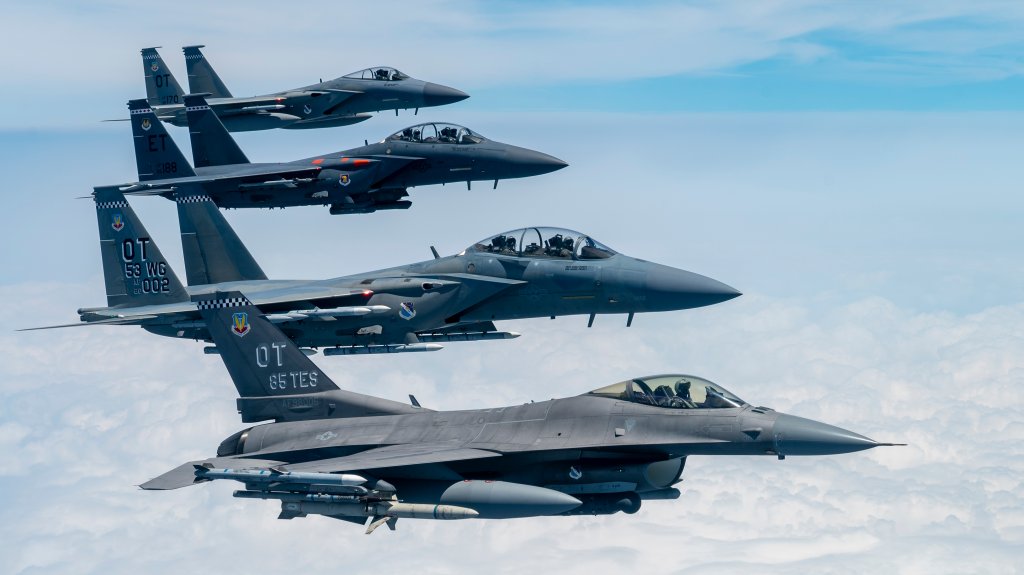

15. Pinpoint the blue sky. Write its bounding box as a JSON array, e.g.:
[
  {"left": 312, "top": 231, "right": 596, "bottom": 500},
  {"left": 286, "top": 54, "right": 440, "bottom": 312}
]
[{"left": 1, "top": 2, "right": 1023, "bottom": 573}]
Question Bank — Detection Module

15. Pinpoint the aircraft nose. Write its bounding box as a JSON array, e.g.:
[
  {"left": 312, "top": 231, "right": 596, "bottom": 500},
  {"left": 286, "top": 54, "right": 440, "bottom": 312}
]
[
  {"left": 646, "top": 266, "right": 741, "bottom": 310},
  {"left": 504, "top": 146, "right": 569, "bottom": 176},
  {"left": 422, "top": 82, "right": 470, "bottom": 107},
  {"left": 771, "top": 414, "right": 879, "bottom": 456}
]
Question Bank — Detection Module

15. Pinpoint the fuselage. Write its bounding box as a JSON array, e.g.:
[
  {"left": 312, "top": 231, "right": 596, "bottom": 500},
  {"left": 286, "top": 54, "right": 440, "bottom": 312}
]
[{"left": 131, "top": 242, "right": 738, "bottom": 347}]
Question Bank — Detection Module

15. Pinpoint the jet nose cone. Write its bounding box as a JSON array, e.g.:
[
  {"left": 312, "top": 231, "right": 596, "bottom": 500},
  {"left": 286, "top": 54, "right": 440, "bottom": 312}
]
[
  {"left": 422, "top": 82, "right": 470, "bottom": 107},
  {"left": 505, "top": 147, "right": 569, "bottom": 176},
  {"left": 646, "top": 266, "right": 741, "bottom": 310},
  {"left": 772, "top": 414, "right": 879, "bottom": 456}
]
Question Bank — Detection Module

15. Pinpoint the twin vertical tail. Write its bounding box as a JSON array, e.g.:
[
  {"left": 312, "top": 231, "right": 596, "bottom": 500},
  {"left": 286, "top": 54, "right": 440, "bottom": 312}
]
[
  {"left": 128, "top": 99, "right": 196, "bottom": 181},
  {"left": 183, "top": 94, "right": 250, "bottom": 167},
  {"left": 194, "top": 291, "right": 341, "bottom": 398},
  {"left": 94, "top": 187, "right": 189, "bottom": 308},
  {"left": 176, "top": 186, "right": 266, "bottom": 285},
  {"left": 141, "top": 47, "right": 185, "bottom": 106},
  {"left": 183, "top": 45, "right": 233, "bottom": 99}
]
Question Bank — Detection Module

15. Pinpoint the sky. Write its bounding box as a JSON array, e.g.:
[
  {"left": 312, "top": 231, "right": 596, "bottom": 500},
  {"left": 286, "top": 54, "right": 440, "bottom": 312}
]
[{"left": 1, "top": 1, "right": 1023, "bottom": 573}]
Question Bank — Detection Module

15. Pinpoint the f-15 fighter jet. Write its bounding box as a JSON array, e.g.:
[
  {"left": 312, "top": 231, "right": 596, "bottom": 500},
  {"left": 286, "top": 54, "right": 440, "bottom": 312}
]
[
  {"left": 140, "top": 46, "right": 468, "bottom": 131},
  {"left": 23, "top": 186, "right": 739, "bottom": 355},
  {"left": 123, "top": 95, "right": 566, "bottom": 214},
  {"left": 142, "top": 291, "right": 899, "bottom": 532}
]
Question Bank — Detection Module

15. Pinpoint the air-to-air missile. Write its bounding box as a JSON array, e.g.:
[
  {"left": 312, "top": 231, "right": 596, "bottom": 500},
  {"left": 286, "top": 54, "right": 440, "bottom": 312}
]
[
  {"left": 140, "top": 292, "right": 901, "bottom": 533},
  {"left": 139, "top": 46, "right": 468, "bottom": 131}
]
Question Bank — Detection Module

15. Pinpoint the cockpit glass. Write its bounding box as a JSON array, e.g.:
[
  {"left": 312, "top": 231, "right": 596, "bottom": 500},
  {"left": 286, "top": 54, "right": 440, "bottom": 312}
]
[
  {"left": 586, "top": 375, "right": 747, "bottom": 410},
  {"left": 343, "top": 67, "right": 408, "bottom": 81},
  {"left": 466, "top": 227, "right": 617, "bottom": 260},
  {"left": 386, "top": 123, "right": 485, "bottom": 144}
]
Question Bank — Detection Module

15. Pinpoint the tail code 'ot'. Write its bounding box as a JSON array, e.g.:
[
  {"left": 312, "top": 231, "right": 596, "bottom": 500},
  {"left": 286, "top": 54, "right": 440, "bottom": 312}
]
[
  {"left": 141, "top": 47, "right": 185, "bottom": 106},
  {"left": 193, "top": 291, "right": 341, "bottom": 398},
  {"left": 93, "top": 186, "right": 188, "bottom": 307}
]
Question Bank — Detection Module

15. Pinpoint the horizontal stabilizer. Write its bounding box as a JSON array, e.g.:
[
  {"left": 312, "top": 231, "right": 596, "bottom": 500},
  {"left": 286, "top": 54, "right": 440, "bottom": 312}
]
[{"left": 140, "top": 457, "right": 285, "bottom": 490}]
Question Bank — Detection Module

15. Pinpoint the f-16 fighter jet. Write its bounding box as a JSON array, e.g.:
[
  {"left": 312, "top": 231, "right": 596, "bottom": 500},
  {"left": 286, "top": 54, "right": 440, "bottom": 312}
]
[
  {"left": 140, "top": 46, "right": 468, "bottom": 131},
  {"left": 123, "top": 95, "right": 566, "bottom": 214},
  {"left": 23, "top": 186, "right": 739, "bottom": 355},
  {"left": 141, "top": 291, "right": 899, "bottom": 532}
]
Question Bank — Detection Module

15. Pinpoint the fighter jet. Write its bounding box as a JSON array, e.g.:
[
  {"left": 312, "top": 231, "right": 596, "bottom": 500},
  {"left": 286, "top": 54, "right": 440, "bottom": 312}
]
[
  {"left": 123, "top": 95, "right": 567, "bottom": 214},
  {"left": 24, "top": 185, "right": 739, "bottom": 355},
  {"left": 140, "top": 46, "right": 468, "bottom": 131},
  {"left": 141, "top": 291, "right": 899, "bottom": 532}
]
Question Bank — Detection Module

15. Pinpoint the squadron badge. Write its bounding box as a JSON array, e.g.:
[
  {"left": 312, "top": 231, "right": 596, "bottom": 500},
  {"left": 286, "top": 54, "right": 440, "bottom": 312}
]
[
  {"left": 231, "top": 312, "right": 251, "bottom": 337},
  {"left": 111, "top": 213, "right": 124, "bottom": 232},
  {"left": 150, "top": 62, "right": 159, "bottom": 72},
  {"left": 339, "top": 174, "right": 351, "bottom": 186},
  {"left": 140, "top": 118, "right": 152, "bottom": 131},
  {"left": 399, "top": 302, "right": 416, "bottom": 320}
]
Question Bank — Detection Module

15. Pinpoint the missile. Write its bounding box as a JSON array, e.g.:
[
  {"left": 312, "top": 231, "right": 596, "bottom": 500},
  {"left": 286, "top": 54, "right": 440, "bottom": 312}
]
[
  {"left": 323, "top": 343, "right": 443, "bottom": 356},
  {"left": 277, "top": 500, "right": 479, "bottom": 521},
  {"left": 417, "top": 331, "right": 520, "bottom": 343},
  {"left": 196, "top": 466, "right": 369, "bottom": 492},
  {"left": 265, "top": 305, "right": 391, "bottom": 323}
]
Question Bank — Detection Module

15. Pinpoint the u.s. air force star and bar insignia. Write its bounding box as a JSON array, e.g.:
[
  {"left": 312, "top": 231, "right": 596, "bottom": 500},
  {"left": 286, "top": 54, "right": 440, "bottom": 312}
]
[
  {"left": 111, "top": 213, "right": 124, "bottom": 232},
  {"left": 140, "top": 118, "right": 152, "bottom": 131},
  {"left": 399, "top": 302, "right": 416, "bottom": 320},
  {"left": 339, "top": 174, "right": 351, "bottom": 186},
  {"left": 231, "top": 312, "right": 251, "bottom": 337}
]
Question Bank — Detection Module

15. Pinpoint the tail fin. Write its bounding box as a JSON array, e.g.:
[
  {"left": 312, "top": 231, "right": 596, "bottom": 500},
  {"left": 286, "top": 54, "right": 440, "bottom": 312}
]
[
  {"left": 175, "top": 185, "right": 267, "bottom": 286},
  {"left": 195, "top": 291, "right": 341, "bottom": 398},
  {"left": 141, "top": 47, "right": 185, "bottom": 106},
  {"left": 183, "top": 94, "right": 250, "bottom": 167},
  {"left": 94, "top": 186, "right": 189, "bottom": 308},
  {"left": 128, "top": 99, "right": 196, "bottom": 181},
  {"left": 182, "top": 45, "right": 233, "bottom": 99}
]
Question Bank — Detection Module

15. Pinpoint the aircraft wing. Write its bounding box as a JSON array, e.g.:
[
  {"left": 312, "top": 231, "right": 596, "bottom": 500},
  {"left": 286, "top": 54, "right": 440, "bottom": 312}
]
[
  {"left": 141, "top": 445, "right": 500, "bottom": 490},
  {"left": 118, "top": 165, "right": 323, "bottom": 196},
  {"left": 275, "top": 444, "right": 502, "bottom": 474},
  {"left": 17, "top": 315, "right": 159, "bottom": 331}
]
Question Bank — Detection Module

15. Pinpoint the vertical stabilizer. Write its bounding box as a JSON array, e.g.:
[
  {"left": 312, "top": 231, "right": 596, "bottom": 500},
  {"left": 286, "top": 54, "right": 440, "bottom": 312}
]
[
  {"left": 183, "top": 93, "right": 250, "bottom": 167},
  {"left": 94, "top": 187, "right": 189, "bottom": 308},
  {"left": 128, "top": 99, "right": 196, "bottom": 181},
  {"left": 183, "top": 45, "right": 233, "bottom": 99},
  {"left": 194, "top": 291, "right": 342, "bottom": 398},
  {"left": 176, "top": 185, "right": 267, "bottom": 286},
  {"left": 141, "top": 47, "right": 185, "bottom": 106}
]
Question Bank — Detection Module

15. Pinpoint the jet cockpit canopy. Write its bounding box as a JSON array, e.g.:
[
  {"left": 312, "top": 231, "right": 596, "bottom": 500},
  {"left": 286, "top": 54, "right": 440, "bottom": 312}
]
[
  {"left": 387, "top": 123, "right": 485, "bottom": 145},
  {"left": 467, "top": 227, "right": 617, "bottom": 260},
  {"left": 343, "top": 67, "right": 409, "bottom": 81},
  {"left": 586, "top": 375, "right": 748, "bottom": 409}
]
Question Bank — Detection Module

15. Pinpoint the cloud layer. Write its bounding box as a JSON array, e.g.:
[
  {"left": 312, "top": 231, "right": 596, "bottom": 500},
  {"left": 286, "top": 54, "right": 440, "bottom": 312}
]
[{"left": 2, "top": 282, "right": 1023, "bottom": 574}]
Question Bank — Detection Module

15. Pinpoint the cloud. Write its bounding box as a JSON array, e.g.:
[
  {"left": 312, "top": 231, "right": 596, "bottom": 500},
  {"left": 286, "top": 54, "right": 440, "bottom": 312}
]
[
  {"left": 2, "top": 1, "right": 1023, "bottom": 127},
  {"left": 1, "top": 279, "right": 1022, "bottom": 573}
]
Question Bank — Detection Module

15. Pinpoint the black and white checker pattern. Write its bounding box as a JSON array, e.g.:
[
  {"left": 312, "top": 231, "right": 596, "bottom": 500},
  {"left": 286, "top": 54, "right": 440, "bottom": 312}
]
[
  {"left": 195, "top": 296, "right": 252, "bottom": 310},
  {"left": 175, "top": 194, "right": 213, "bottom": 204},
  {"left": 95, "top": 200, "right": 129, "bottom": 210}
]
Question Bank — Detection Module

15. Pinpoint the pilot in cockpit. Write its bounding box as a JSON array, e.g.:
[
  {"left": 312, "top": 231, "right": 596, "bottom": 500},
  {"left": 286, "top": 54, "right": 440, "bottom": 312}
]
[{"left": 374, "top": 68, "right": 389, "bottom": 80}]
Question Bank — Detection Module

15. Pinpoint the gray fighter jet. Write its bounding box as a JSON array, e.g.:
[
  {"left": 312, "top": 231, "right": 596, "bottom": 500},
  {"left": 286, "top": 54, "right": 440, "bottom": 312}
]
[
  {"left": 25, "top": 185, "right": 739, "bottom": 355},
  {"left": 140, "top": 46, "right": 468, "bottom": 131},
  {"left": 141, "top": 291, "right": 898, "bottom": 532},
  {"left": 124, "top": 95, "right": 567, "bottom": 214}
]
